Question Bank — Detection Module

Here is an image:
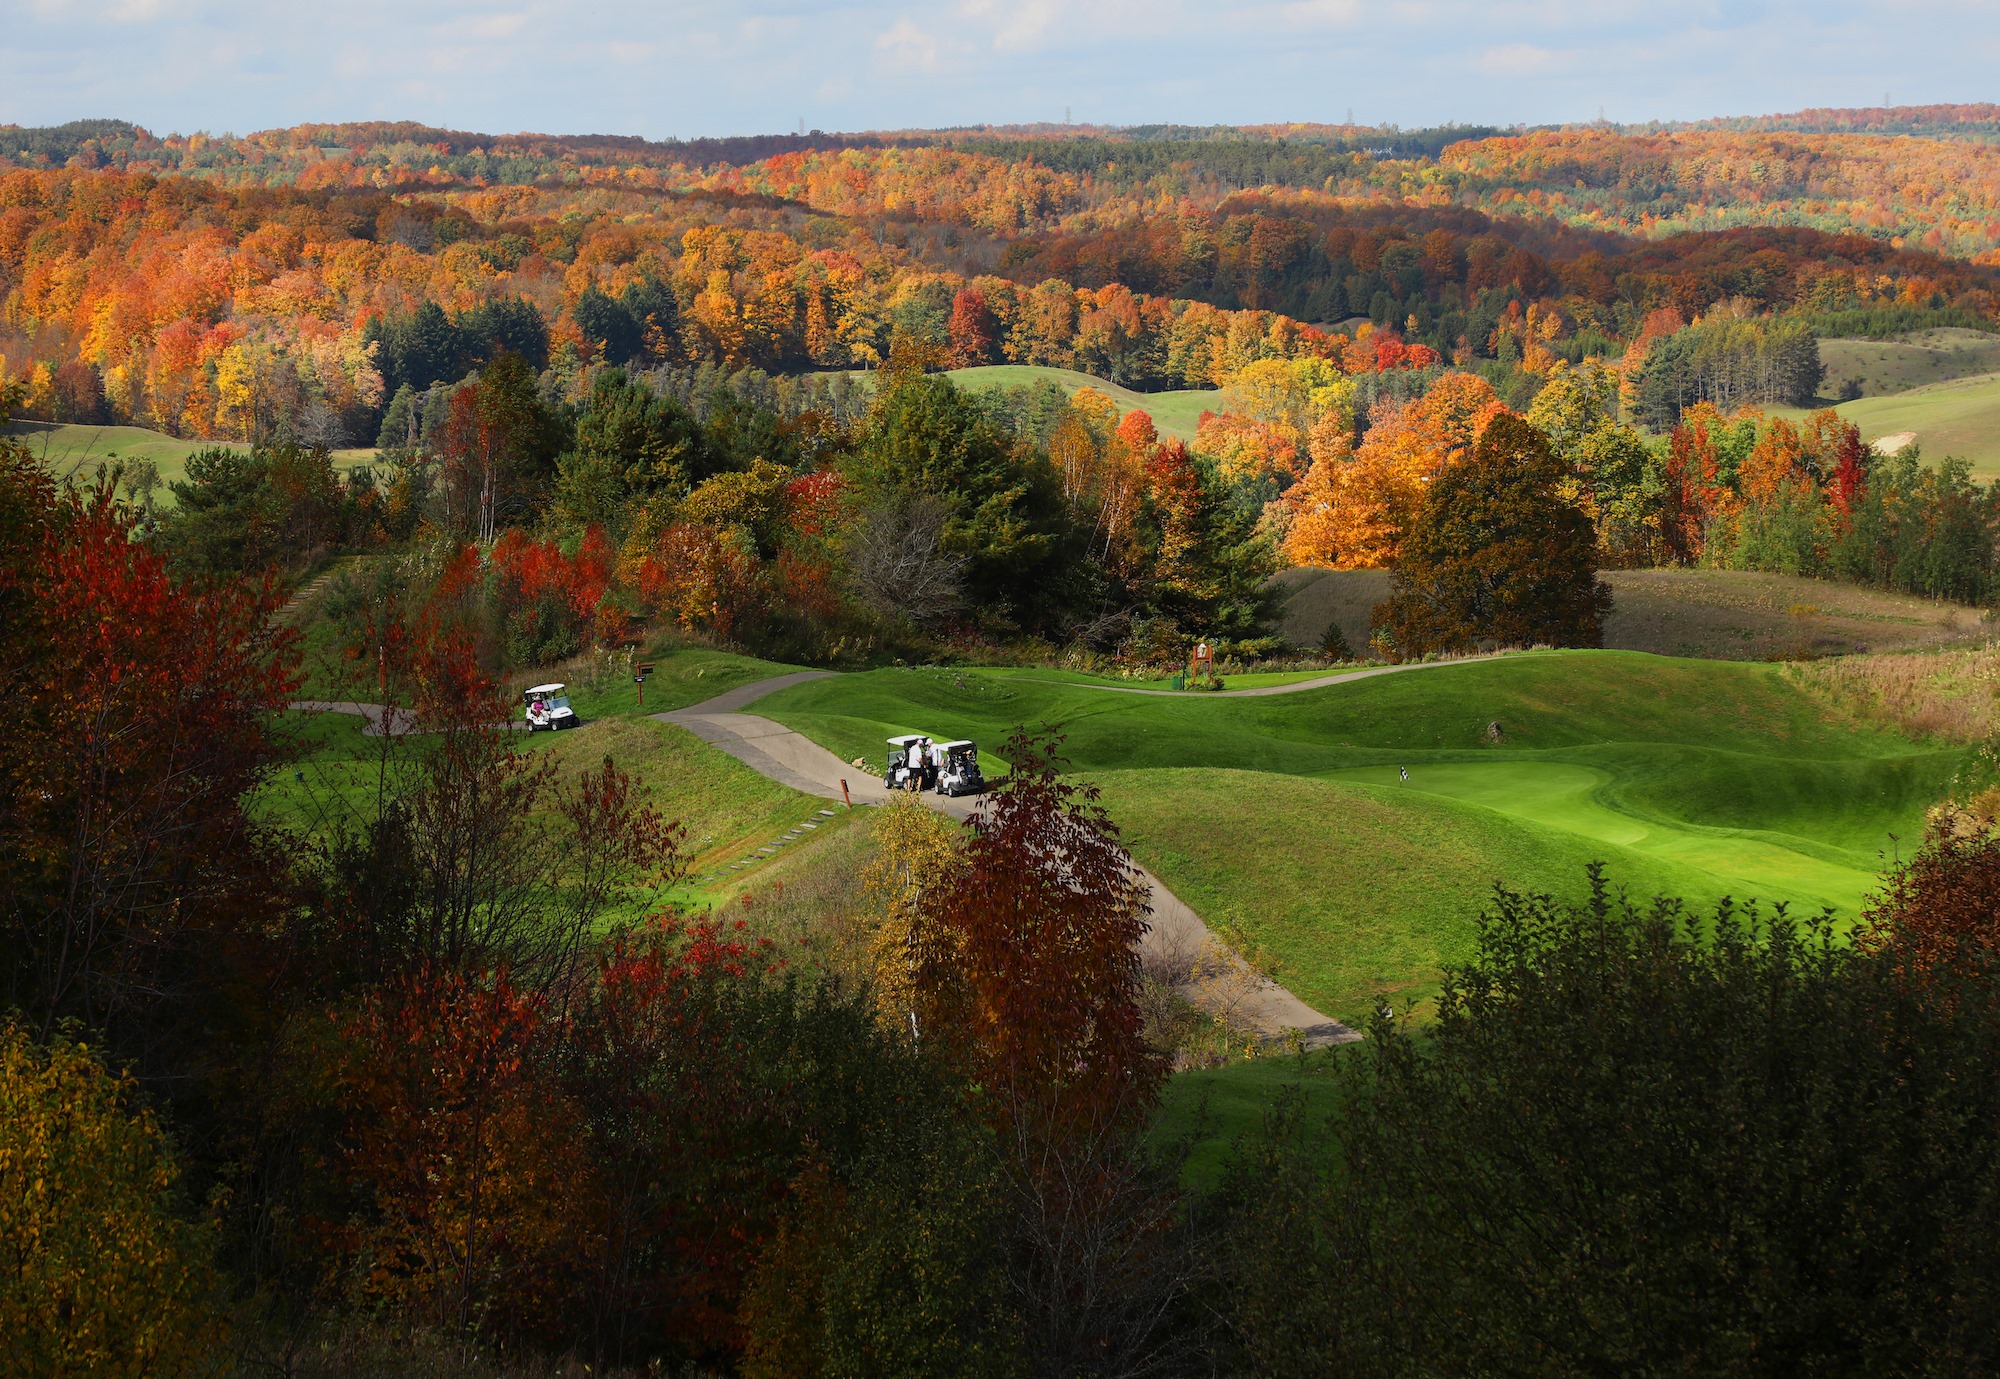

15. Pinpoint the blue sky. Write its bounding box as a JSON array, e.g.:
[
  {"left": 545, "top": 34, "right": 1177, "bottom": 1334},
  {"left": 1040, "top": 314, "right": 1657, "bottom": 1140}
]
[{"left": 3, "top": 0, "right": 1996, "bottom": 139}]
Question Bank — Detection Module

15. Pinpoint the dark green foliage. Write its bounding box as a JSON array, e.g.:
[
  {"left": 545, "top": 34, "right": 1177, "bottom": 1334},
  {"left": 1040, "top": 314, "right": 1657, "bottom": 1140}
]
[
  {"left": 563, "top": 953, "right": 1010, "bottom": 1370},
  {"left": 974, "top": 378, "right": 1092, "bottom": 447},
  {"left": 851, "top": 372, "right": 1065, "bottom": 626},
  {"left": 740, "top": 1076, "right": 1014, "bottom": 1378},
  {"left": 704, "top": 388, "right": 803, "bottom": 472},
  {"left": 461, "top": 296, "right": 550, "bottom": 369},
  {"left": 366, "top": 296, "right": 550, "bottom": 394},
  {"left": 1218, "top": 872, "right": 2000, "bottom": 1377},
  {"left": 556, "top": 368, "right": 709, "bottom": 522},
  {"left": 1635, "top": 317, "right": 1825, "bottom": 427},
  {"left": 156, "top": 443, "right": 353, "bottom": 580},
  {"left": 573, "top": 288, "right": 643, "bottom": 366},
  {"left": 1373, "top": 415, "right": 1610, "bottom": 656},
  {"left": 646, "top": 362, "right": 871, "bottom": 431},
  {"left": 1831, "top": 447, "right": 2000, "bottom": 602},
  {"left": 573, "top": 279, "right": 680, "bottom": 367},
  {"left": 1161, "top": 453, "right": 1282, "bottom": 654},
  {"left": 0, "top": 119, "right": 138, "bottom": 165},
  {"left": 374, "top": 382, "right": 422, "bottom": 451},
  {"left": 1803, "top": 305, "right": 1999, "bottom": 339}
]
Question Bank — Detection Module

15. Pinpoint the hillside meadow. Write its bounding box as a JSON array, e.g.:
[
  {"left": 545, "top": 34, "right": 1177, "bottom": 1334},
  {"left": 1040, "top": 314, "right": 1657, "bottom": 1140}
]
[
  {"left": 4, "top": 419, "right": 378, "bottom": 500},
  {"left": 1274, "top": 565, "right": 1995, "bottom": 661}
]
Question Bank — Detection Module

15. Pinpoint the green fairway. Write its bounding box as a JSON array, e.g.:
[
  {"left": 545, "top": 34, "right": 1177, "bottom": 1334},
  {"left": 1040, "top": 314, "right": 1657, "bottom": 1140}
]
[
  {"left": 1768, "top": 370, "right": 2000, "bottom": 478},
  {"left": 753, "top": 651, "right": 1955, "bottom": 1023},
  {"left": 8, "top": 421, "right": 379, "bottom": 501},
  {"left": 942, "top": 365, "right": 1217, "bottom": 443}
]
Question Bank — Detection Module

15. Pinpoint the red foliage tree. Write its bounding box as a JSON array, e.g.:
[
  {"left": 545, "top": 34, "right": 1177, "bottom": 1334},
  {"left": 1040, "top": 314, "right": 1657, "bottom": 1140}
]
[
  {"left": 1826, "top": 418, "right": 1869, "bottom": 524},
  {"left": 564, "top": 914, "right": 789, "bottom": 1360},
  {"left": 332, "top": 966, "right": 591, "bottom": 1341},
  {"left": 0, "top": 444, "right": 299, "bottom": 1050},
  {"left": 913, "top": 729, "right": 1158, "bottom": 1140},
  {"left": 947, "top": 287, "right": 998, "bottom": 368},
  {"left": 1858, "top": 811, "right": 2000, "bottom": 992}
]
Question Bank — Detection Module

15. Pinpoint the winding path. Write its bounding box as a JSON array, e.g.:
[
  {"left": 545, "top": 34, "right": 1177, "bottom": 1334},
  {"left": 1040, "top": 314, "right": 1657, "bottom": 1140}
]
[
  {"left": 292, "top": 656, "right": 1524, "bottom": 1044},
  {"left": 661, "top": 672, "right": 1362, "bottom": 1048},
  {"left": 1020, "top": 651, "right": 1506, "bottom": 698}
]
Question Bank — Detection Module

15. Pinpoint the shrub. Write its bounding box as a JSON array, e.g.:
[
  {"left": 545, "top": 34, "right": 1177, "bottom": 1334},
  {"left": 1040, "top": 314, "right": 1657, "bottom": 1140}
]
[
  {"left": 1219, "top": 870, "right": 2000, "bottom": 1375},
  {"left": 0, "top": 1023, "right": 225, "bottom": 1376}
]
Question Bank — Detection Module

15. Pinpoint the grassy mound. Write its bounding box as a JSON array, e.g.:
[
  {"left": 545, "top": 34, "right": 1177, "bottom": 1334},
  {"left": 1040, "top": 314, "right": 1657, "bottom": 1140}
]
[
  {"left": 941, "top": 364, "right": 1215, "bottom": 443},
  {"left": 1819, "top": 329, "right": 2000, "bottom": 398},
  {"left": 754, "top": 651, "right": 1957, "bottom": 1022},
  {"left": 7, "top": 421, "right": 378, "bottom": 501}
]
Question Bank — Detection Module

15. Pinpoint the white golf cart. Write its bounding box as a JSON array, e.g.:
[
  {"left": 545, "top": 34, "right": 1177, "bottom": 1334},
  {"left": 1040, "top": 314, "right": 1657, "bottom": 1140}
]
[
  {"left": 885, "top": 734, "right": 930, "bottom": 791},
  {"left": 935, "top": 740, "right": 985, "bottom": 797},
  {"left": 524, "top": 683, "right": 579, "bottom": 732}
]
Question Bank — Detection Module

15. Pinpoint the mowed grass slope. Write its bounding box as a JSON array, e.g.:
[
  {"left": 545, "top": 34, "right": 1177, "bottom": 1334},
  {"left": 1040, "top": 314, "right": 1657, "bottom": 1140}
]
[
  {"left": 754, "top": 652, "right": 1955, "bottom": 1022},
  {"left": 7, "top": 421, "right": 379, "bottom": 500},
  {"left": 268, "top": 646, "right": 836, "bottom": 901},
  {"left": 943, "top": 365, "right": 1217, "bottom": 443},
  {"left": 1766, "top": 370, "right": 2000, "bottom": 478},
  {"left": 1819, "top": 329, "right": 2000, "bottom": 397}
]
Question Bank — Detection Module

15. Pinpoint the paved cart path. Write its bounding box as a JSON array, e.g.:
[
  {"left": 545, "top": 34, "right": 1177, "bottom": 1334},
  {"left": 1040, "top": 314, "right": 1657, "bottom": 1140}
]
[
  {"left": 1018, "top": 651, "right": 1507, "bottom": 697},
  {"left": 661, "top": 672, "right": 1359, "bottom": 1047},
  {"left": 292, "top": 657, "right": 1528, "bottom": 1042}
]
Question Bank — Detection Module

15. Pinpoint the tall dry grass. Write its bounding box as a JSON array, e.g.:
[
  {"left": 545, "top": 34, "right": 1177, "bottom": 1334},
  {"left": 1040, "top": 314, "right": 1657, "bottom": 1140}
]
[{"left": 1785, "top": 642, "right": 2000, "bottom": 743}]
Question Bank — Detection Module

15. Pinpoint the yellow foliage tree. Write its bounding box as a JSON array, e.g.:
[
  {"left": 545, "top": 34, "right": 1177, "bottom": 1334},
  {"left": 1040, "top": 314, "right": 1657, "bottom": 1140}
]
[
  {"left": 859, "top": 795, "right": 966, "bottom": 1035},
  {"left": 0, "top": 1023, "right": 225, "bottom": 1377}
]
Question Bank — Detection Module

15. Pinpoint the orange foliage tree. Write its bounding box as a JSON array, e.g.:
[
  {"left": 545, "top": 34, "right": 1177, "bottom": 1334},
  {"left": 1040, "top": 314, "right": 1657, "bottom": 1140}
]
[{"left": 1281, "top": 371, "right": 1506, "bottom": 568}]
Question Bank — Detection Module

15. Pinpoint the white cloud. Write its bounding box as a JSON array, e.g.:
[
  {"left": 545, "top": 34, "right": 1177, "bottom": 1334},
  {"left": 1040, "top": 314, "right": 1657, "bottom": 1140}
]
[
  {"left": 465, "top": 11, "right": 532, "bottom": 40},
  {"left": 1277, "top": 0, "right": 1362, "bottom": 25},
  {"left": 874, "top": 17, "right": 944, "bottom": 73},
  {"left": 1476, "top": 42, "right": 1574, "bottom": 76},
  {"left": 958, "top": 0, "right": 1062, "bottom": 52}
]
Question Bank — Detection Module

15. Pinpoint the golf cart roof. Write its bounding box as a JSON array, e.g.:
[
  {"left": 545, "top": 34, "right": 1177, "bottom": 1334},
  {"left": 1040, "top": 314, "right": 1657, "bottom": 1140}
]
[
  {"left": 886, "top": 733, "right": 927, "bottom": 747},
  {"left": 525, "top": 683, "right": 566, "bottom": 696},
  {"left": 938, "top": 740, "right": 975, "bottom": 750}
]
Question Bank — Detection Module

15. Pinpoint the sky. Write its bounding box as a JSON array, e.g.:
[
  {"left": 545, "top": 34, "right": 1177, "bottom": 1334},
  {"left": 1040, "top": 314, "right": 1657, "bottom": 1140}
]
[{"left": 4, "top": 0, "right": 1998, "bottom": 140}]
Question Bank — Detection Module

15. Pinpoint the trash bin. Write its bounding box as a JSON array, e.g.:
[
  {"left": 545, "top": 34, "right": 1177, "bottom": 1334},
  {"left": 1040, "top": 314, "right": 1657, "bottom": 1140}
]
[{"left": 1169, "top": 673, "right": 1185, "bottom": 690}]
